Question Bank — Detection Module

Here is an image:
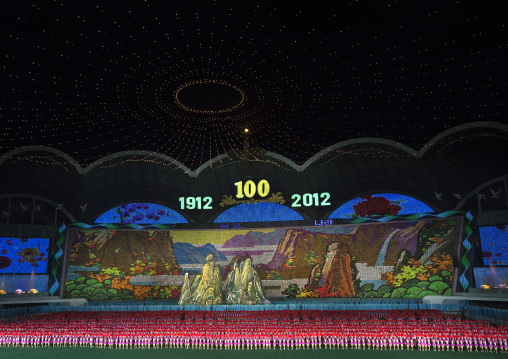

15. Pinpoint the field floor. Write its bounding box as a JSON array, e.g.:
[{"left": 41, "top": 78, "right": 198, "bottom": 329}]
[{"left": 0, "top": 347, "right": 502, "bottom": 359}]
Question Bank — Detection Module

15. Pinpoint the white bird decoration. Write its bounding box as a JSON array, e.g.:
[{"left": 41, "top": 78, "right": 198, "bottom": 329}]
[
  {"left": 2, "top": 210, "right": 9, "bottom": 218},
  {"left": 490, "top": 188, "right": 501, "bottom": 199},
  {"left": 80, "top": 203, "right": 88, "bottom": 212},
  {"left": 56, "top": 204, "right": 64, "bottom": 209},
  {"left": 34, "top": 204, "right": 42, "bottom": 212},
  {"left": 434, "top": 192, "right": 442, "bottom": 200},
  {"left": 453, "top": 193, "right": 462, "bottom": 200},
  {"left": 20, "top": 203, "right": 28, "bottom": 211}
]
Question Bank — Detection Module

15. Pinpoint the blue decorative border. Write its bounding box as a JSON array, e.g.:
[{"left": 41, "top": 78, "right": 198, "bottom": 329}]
[
  {"left": 335, "top": 210, "right": 463, "bottom": 224},
  {"left": 68, "top": 223, "right": 176, "bottom": 230}
]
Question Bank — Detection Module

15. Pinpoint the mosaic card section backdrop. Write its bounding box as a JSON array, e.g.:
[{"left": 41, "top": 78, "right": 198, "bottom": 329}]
[{"left": 64, "top": 218, "right": 458, "bottom": 301}]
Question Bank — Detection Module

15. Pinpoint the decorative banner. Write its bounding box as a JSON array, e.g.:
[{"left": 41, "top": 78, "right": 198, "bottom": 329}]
[
  {"left": 49, "top": 223, "right": 66, "bottom": 295},
  {"left": 459, "top": 211, "right": 473, "bottom": 291}
]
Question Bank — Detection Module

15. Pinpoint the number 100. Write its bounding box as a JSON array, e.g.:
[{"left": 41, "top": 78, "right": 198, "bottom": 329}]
[{"left": 235, "top": 180, "right": 270, "bottom": 198}]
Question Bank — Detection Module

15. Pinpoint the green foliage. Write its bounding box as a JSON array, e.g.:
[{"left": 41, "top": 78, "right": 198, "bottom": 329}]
[
  {"left": 68, "top": 290, "right": 81, "bottom": 297},
  {"left": 92, "top": 287, "right": 107, "bottom": 297},
  {"left": 360, "top": 283, "right": 374, "bottom": 292},
  {"left": 418, "top": 289, "right": 439, "bottom": 298},
  {"left": 83, "top": 286, "right": 95, "bottom": 295},
  {"left": 65, "top": 283, "right": 76, "bottom": 291},
  {"left": 406, "top": 286, "right": 423, "bottom": 296},
  {"left": 282, "top": 284, "right": 301, "bottom": 298},
  {"left": 377, "top": 285, "right": 392, "bottom": 293},
  {"left": 428, "top": 275, "right": 443, "bottom": 282},
  {"left": 91, "top": 294, "right": 108, "bottom": 301},
  {"left": 75, "top": 284, "right": 86, "bottom": 291},
  {"left": 78, "top": 294, "right": 91, "bottom": 300},
  {"left": 383, "top": 293, "right": 391, "bottom": 298},
  {"left": 443, "top": 288, "right": 452, "bottom": 296},
  {"left": 365, "top": 291, "right": 384, "bottom": 298},
  {"left": 390, "top": 287, "right": 407, "bottom": 298},
  {"left": 111, "top": 296, "right": 124, "bottom": 301},
  {"left": 416, "top": 281, "right": 430, "bottom": 289},
  {"left": 428, "top": 280, "right": 450, "bottom": 294},
  {"left": 390, "top": 263, "right": 428, "bottom": 287},
  {"left": 401, "top": 278, "right": 420, "bottom": 288},
  {"left": 304, "top": 251, "right": 318, "bottom": 267},
  {"left": 123, "top": 295, "right": 135, "bottom": 300},
  {"left": 107, "top": 288, "right": 118, "bottom": 297},
  {"left": 101, "top": 267, "right": 125, "bottom": 276},
  {"left": 85, "top": 279, "right": 98, "bottom": 286},
  {"left": 93, "top": 282, "right": 105, "bottom": 288},
  {"left": 122, "top": 289, "right": 132, "bottom": 295},
  {"left": 441, "top": 270, "right": 451, "bottom": 277},
  {"left": 75, "top": 276, "right": 86, "bottom": 284},
  {"left": 356, "top": 292, "right": 366, "bottom": 298}
]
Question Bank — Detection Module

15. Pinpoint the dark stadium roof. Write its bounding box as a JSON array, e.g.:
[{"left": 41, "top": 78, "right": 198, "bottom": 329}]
[{"left": 2, "top": 1, "right": 507, "bottom": 169}]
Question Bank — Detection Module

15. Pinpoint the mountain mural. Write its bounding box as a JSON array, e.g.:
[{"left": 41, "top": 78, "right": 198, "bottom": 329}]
[
  {"left": 65, "top": 217, "right": 458, "bottom": 301},
  {"left": 222, "top": 229, "right": 286, "bottom": 247},
  {"left": 261, "top": 221, "right": 442, "bottom": 280},
  {"left": 70, "top": 230, "right": 179, "bottom": 276},
  {"left": 173, "top": 242, "right": 227, "bottom": 264}
]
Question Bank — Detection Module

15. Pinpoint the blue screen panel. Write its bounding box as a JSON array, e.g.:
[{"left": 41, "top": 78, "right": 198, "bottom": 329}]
[
  {"left": 0, "top": 237, "right": 49, "bottom": 274},
  {"left": 0, "top": 274, "right": 49, "bottom": 293},
  {"left": 480, "top": 225, "right": 508, "bottom": 266},
  {"left": 474, "top": 267, "right": 508, "bottom": 288},
  {"left": 95, "top": 203, "right": 188, "bottom": 224},
  {"left": 329, "top": 193, "right": 433, "bottom": 219},
  {"left": 214, "top": 202, "right": 304, "bottom": 223}
]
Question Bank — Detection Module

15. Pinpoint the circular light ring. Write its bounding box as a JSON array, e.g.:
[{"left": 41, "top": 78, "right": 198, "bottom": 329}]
[{"left": 174, "top": 80, "right": 246, "bottom": 114}]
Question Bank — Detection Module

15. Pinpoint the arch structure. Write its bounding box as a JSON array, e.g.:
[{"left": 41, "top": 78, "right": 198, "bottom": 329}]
[
  {"left": 455, "top": 175, "right": 508, "bottom": 211},
  {"left": 1, "top": 122, "right": 506, "bottom": 177},
  {"left": 0, "top": 193, "right": 76, "bottom": 224}
]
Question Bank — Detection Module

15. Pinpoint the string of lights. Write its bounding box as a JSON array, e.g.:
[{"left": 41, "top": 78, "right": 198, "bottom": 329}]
[{"left": 2, "top": 1, "right": 506, "bottom": 170}]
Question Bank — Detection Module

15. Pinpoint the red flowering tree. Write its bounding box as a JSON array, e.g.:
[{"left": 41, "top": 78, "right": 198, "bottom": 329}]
[{"left": 353, "top": 195, "right": 402, "bottom": 217}]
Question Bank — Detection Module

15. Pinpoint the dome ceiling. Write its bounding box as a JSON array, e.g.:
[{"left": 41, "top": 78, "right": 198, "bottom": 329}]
[{"left": 2, "top": 1, "right": 507, "bottom": 169}]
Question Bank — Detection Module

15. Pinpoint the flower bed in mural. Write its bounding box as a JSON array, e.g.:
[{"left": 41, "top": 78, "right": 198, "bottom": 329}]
[{"left": 65, "top": 272, "right": 181, "bottom": 301}]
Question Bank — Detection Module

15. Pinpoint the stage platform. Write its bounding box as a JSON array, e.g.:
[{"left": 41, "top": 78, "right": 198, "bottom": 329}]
[
  {"left": 0, "top": 295, "right": 87, "bottom": 306},
  {"left": 422, "top": 293, "right": 508, "bottom": 306}
]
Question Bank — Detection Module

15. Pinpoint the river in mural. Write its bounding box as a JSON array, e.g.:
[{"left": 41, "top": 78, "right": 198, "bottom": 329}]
[{"left": 64, "top": 218, "right": 457, "bottom": 301}]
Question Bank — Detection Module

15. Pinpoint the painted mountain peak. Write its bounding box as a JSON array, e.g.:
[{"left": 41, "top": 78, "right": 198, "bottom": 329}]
[
  {"left": 262, "top": 220, "right": 455, "bottom": 280},
  {"left": 173, "top": 242, "right": 227, "bottom": 264},
  {"left": 222, "top": 229, "right": 286, "bottom": 248}
]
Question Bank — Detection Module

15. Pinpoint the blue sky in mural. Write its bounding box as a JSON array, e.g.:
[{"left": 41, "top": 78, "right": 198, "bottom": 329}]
[
  {"left": 480, "top": 225, "right": 508, "bottom": 266},
  {"left": 0, "top": 237, "right": 49, "bottom": 274},
  {"left": 95, "top": 203, "right": 188, "bottom": 224},
  {"left": 328, "top": 193, "right": 433, "bottom": 219},
  {"left": 214, "top": 202, "right": 304, "bottom": 223}
]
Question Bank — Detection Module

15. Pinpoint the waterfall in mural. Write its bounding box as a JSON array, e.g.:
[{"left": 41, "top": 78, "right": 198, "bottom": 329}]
[{"left": 375, "top": 229, "right": 400, "bottom": 267}]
